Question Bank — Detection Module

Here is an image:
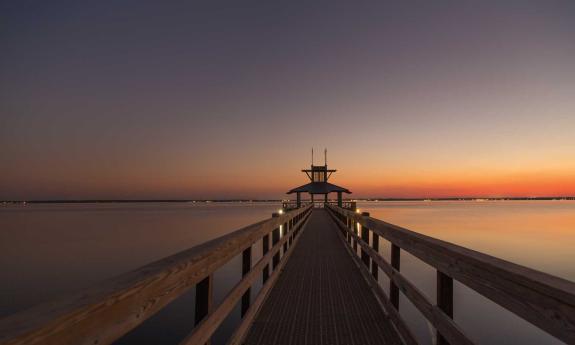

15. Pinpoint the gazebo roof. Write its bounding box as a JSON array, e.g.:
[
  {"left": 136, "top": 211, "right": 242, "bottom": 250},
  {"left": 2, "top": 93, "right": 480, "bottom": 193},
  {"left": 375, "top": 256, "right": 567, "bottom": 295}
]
[{"left": 287, "top": 182, "right": 351, "bottom": 195}]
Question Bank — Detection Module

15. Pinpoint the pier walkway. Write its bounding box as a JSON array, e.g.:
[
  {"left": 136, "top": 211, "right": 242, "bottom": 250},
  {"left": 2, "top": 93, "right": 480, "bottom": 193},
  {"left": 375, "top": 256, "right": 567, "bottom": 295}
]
[{"left": 244, "top": 209, "right": 401, "bottom": 345}]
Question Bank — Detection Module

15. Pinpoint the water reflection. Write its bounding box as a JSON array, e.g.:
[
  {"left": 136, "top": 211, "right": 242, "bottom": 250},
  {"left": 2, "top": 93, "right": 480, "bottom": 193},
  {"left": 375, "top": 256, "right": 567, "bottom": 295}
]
[
  {"left": 1, "top": 201, "right": 573, "bottom": 344},
  {"left": 360, "top": 200, "right": 575, "bottom": 345}
]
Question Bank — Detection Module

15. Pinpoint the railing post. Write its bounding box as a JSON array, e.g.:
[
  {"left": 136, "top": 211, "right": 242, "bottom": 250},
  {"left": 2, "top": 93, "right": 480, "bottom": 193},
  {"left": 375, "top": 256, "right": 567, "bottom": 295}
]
[
  {"left": 272, "top": 212, "right": 280, "bottom": 270},
  {"left": 349, "top": 222, "right": 353, "bottom": 245},
  {"left": 262, "top": 234, "right": 270, "bottom": 283},
  {"left": 372, "top": 232, "right": 379, "bottom": 280},
  {"left": 437, "top": 271, "right": 454, "bottom": 345},
  {"left": 390, "top": 244, "right": 400, "bottom": 310},
  {"left": 283, "top": 222, "right": 288, "bottom": 253},
  {"left": 353, "top": 219, "right": 358, "bottom": 252},
  {"left": 194, "top": 275, "right": 213, "bottom": 325},
  {"left": 288, "top": 219, "right": 293, "bottom": 246},
  {"left": 241, "top": 247, "right": 251, "bottom": 317},
  {"left": 346, "top": 216, "right": 350, "bottom": 242},
  {"left": 347, "top": 216, "right": 352, "bottom": 245},
  {"left": 361, "top": 212, "right": 370, "bottom": 268}
]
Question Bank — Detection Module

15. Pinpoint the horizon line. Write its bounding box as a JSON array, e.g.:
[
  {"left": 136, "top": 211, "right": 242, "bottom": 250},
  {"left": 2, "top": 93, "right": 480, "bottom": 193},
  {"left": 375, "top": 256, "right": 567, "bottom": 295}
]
[{"left": 2, "top": 196, "right": 575, "bottom": 204}]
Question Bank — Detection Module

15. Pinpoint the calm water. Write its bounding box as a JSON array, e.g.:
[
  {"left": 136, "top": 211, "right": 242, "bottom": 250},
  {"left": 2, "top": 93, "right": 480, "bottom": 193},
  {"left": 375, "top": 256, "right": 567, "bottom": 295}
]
[
  {"left": 359, "top": 200, "right": 575, "bottom": 345},
  {"left": 1, "top": 201, "right": 574, "bottom": 344}
]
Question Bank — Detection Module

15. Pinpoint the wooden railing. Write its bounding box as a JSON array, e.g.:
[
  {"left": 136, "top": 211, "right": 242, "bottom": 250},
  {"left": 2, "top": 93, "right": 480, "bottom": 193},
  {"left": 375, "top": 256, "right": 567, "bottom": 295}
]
[
  {"left": 327, "top": 201, "right": 356, "bottom": 210},
  {"left": 0, "top": 204, "right": 313, "bottom": 345},
  {"left": 326, "top": 204, "right": 575, "bottom": 345},
  {"left": 281, "top": 201, "right": 309, "bottom": 210},
  {"left": 282, "top": 201, "right": 356, "bottom": 210}
]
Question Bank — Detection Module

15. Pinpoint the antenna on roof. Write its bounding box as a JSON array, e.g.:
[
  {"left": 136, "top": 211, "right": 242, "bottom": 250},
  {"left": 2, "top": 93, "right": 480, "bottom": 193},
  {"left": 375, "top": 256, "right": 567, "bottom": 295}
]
[
  {"left": 324, "top": 148, "right": 327, "bottom": 166},
  {"left": 311, "top": 148, "right": 314, "bottom": 165}
]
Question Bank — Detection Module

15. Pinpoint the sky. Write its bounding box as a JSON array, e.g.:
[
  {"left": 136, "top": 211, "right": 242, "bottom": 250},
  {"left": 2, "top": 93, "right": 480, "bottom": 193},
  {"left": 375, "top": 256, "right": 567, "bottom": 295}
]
[{"left": 1, "top": 1, "right": 575, "bottom": 200}]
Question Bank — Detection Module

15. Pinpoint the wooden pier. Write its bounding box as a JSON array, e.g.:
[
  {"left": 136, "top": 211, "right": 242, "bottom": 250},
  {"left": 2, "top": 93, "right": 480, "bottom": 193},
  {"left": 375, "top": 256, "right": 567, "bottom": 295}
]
[
  {"left": 243, "top": 209, "right": 400, "bottom": 345},
  {"left": 1, "top": 203, "right": 575, "bottom": 345}
]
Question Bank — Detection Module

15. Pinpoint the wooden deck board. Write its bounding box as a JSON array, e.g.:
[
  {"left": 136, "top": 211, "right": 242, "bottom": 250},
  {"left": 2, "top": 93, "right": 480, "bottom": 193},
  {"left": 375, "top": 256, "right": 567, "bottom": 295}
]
[{"left": 243, "top": 209, "right": 402, "bottom": 345}]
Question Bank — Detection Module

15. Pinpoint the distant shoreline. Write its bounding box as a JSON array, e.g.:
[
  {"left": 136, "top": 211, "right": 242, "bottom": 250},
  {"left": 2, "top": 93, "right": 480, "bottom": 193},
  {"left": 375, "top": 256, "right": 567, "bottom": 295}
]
[{"left": 2, "top": 197, "right": 574, "bottom": 204}]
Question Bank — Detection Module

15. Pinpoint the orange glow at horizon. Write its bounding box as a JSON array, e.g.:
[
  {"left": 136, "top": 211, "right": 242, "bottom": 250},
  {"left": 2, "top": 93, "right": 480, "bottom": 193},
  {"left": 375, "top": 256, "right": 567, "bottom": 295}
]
[{"left": 2, "top": 148, "right": 575, "bottom": 200}]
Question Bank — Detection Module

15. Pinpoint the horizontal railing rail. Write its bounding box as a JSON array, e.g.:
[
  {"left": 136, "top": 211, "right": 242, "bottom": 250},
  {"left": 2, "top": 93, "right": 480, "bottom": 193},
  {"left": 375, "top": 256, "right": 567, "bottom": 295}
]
[
  {"left": 326, "top": 204, "right": 575, "bottom": 345},
  {"left": 282, "top": 201, "right": 356, "bottom": 211},
  {"left": 325, "top": 201, "right": 357, "bottom": 210},
  {"left": 281, "top": 201, "right": 311, "bottom": 210},
  {"left": 0, "top": 204, "right": 313, "bottom": 345}
]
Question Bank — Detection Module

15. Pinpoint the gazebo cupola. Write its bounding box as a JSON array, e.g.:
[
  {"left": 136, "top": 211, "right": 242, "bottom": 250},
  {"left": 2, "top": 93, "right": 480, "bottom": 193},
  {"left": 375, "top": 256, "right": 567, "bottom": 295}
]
[{"left": 287, "top": 149, "right": 351, "bottom": 207}]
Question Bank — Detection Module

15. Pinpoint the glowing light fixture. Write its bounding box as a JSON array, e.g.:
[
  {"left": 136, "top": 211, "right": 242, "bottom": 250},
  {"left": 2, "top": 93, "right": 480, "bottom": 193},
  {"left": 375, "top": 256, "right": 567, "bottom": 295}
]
[{"left": 278, "top": 209, "right": 284, "bottom": 214}]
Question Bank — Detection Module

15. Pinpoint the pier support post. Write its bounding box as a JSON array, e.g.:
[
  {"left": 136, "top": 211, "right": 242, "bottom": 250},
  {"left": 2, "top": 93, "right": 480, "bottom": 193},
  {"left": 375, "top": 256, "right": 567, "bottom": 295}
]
[
  {"left": 296, "top": 192, "right": 301, "bottom": 208},
  {"left": 390, "top": 244, "right": 401, "bottom": 310},
  {"left": 361, "top": 212, "right": 370, "bottom": 268},
  {"left": 437, "top": 271, "right": 454, "bottom": 345},
  {"left": 337, "top": 191, "right": 342, "bottom": 207},
  {"left": 241, "top": 247, "right": 251, "bottom": 317}
]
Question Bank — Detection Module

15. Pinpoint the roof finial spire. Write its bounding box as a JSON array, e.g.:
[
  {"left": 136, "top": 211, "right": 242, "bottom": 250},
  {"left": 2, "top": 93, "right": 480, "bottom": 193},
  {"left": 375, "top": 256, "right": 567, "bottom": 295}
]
[
  {"left": 311, "top": 148, "right": 314, "bottom": 166},
  {"left": 324, "top": 148, "right": 327, "bottom": 166}
]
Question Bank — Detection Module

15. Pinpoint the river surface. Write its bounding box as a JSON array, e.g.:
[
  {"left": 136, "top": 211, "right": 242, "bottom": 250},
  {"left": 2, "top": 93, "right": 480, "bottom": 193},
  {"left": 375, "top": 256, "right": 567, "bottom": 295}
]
[{"left": 1, "top": 201, "right": 573, "bottom": 344}]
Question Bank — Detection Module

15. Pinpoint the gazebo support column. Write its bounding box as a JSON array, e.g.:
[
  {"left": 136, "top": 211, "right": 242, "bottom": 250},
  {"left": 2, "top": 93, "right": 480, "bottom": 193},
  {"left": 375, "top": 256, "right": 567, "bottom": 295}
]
[
  {"left": 324, "top": 193, "right": 328, "bottom": 204},
  {"left": 296, "top": 192, "right": 301, "bottom": 208},
  {"left": 337, "top": 191, "right": 342, "bottom": 207},
  {"left": 311, "top": 193, "right": 314, "bottom": 205}
]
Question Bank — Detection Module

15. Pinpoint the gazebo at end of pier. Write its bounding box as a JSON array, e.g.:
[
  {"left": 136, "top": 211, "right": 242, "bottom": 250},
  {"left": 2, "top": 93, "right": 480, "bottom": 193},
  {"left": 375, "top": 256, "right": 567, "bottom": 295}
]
[{"left": 287, "top": 149, "right": 351, "bottom": 207}]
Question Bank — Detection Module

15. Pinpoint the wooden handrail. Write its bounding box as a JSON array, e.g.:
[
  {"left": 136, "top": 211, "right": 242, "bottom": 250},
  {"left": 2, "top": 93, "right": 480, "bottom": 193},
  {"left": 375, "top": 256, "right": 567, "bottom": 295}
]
[
  {"left": 326, "top": 204, "right": 575, "bottom": 344},
  {"left": 0, "top": 204, "right": 313, "bottom": 345},
  {"left": 282, "top": 201, "right": 356, "bottom": 211},
  {"left": 180, "top": 208, "right": 310, "bottom": 344}
]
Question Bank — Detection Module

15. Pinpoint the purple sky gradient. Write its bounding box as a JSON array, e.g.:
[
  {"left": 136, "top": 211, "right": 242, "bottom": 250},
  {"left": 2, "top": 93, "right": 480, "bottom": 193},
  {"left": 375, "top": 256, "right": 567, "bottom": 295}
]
[{"left": 2, "top": 1, "right": 575, "bottom": 199}]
